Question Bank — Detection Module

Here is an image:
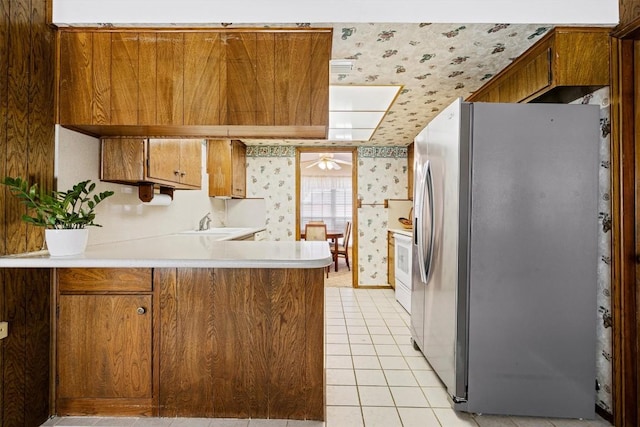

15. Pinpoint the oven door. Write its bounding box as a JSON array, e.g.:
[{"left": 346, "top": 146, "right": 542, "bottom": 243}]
[{"left": 394, "top": 233, "right": 413, "bottom": 287}]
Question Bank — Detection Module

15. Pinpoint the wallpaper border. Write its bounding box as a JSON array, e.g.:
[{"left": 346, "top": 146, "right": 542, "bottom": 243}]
[
  {"left": 246, "top": 146, "right": 296, "bottom": 157},
  {"left": 358, "top": 146, "right": 407, "bottom": 158},
  {"left": 246, "top": 145, "right": 409, "bottom": 158}
]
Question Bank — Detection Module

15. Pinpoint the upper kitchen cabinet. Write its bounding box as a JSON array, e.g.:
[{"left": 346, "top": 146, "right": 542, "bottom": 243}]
[
  {"left": 184, "top": 32, "right": 222, "bottom": 125},
  {"left": 467, "top": 27, "right": 610, "bottom": 103},
  {"left": 207, "top": 139, "right": 246, "bottom": 198},
  {"left": 56, "top": 28, "right": 331, "bottom": 139},
  {"left": 101, "top": 137, "right": 201, "bottom": 190}
]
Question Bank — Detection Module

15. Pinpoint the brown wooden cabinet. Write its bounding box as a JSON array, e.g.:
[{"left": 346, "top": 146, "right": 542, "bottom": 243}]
[
  {"left": 55, "top": 268, "right": 157, "bottom": 416},
  {"left": 147, "top": 139, "right": 202, "bottom": 187},
  {"left": 101, "top": 137, "right": 202, "bottom": 189},
  {"left": 388, "top": 231, "right": 396, "bottom": 289},
  {"left": 207, "top": 139, "right": 246, "bottom": 198},
  {"left": 57, "top": 29, "right": 331, "bottom": 138},
  {"left": 467, "top": 27, "right": 610, "bottom": 103},
  {"left": 53, "top": 266, "right": 324, "bottom": 420},
  {"left": 183, "top": 32, "right": 222, "bottom": 125},
  {"left": 156, "top": 267, "right": 324, "bottom": 419}
]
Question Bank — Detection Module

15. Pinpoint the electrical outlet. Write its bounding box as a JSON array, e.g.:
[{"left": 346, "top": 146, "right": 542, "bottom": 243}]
[{"left": 0, "top": 322, "right": 7, "bottom": 339}]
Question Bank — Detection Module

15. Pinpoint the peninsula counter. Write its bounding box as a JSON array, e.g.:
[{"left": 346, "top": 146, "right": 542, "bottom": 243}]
[{"left": 0, "top": 236, "right": 331, "bottom": 421}]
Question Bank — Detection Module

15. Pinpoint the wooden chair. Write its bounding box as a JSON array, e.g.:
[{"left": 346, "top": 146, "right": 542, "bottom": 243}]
[
  {"left": 304, "top": 223, "right": 330, "bottom": 278},
  {"left": 331, "top": 221, "right": 352, "bottom": 271}
]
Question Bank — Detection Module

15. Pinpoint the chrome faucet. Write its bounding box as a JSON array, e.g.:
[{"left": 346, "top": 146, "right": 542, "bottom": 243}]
[{"left": 198, "top": 212, "right": 212, "bottom": 231}]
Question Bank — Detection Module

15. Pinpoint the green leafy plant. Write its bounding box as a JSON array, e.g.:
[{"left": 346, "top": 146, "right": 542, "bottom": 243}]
[{"left": 2, "top": 177, "right": 114, "bottom": 229}]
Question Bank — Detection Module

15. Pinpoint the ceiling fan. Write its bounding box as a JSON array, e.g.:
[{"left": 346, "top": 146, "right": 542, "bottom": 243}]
[{"left": 304, "top": 153, "right": 351, "bottom": 170}]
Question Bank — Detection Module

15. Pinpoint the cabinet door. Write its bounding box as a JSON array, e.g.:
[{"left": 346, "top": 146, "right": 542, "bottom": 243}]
[
  {"left": 156, "top": 33, "right": 184, "bottom": 125},
  {"left": 148, "top": 139, "right": 181, "bottom": 184},
  {"left": 138, "top": 33, "right": 158, "bottom": 125},
  {"left": 274, "top": 33, "right": 312, "bottom": 126},
  {"left": 225, "top": 32, "right": 257, "bottom": 125},
  {"left": 58, "top": 31, "right": 93, "bottom": 124},
  {"left": 111, "top": 33, "right": 139, "bottom": 124},
  {"left": 184, "top": 32, "right": 222, "bottom": 125},
  {"left": 101, "top": 138, "right": 146, "bottom": 182},
  {"left": 179, "top": 139, "right": 202, "bottom": 187},
  {"left": 57, "top": 294, "right": 152, "bottom": 401},
  {"left": 231, "top": 140, "right": 246, "bottom": 197}
]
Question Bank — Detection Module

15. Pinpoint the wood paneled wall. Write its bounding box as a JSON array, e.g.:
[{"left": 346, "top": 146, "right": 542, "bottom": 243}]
[{"left": 0, "top": 0, "right": 55, "bottom": 425}]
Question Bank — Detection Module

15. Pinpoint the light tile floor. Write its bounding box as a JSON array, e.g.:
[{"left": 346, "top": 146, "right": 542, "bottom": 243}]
[{"left": 43, "top": 287, "right": 612, "bottom": 427}]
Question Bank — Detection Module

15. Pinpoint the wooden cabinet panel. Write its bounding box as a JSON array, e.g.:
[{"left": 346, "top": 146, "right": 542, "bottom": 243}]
[
  {"left": 184, "top": 32, "right": 222, "bottom": 125},
  {"left": 210, "top": 268, "right": 273, "bottom": 418},
  {"left": 148, "top": 138, "right": 201, "bottom": 187},
  {"left": 274, "top": 33, "right": 312, "bottom": 126},
  {"left": 256, "top": 32, "right": 276, "bottom": 125},
  {"left": 179, "top": 139, "right": 203, "bottom": 187},
  {"left": 57, "top": 268, "right": 152, "bottom": 293},
  {"left": 57, "top": 294, "right": 152, "bottom": 399},
  {"left": 111, "top": 33, "right": 139, "bottom": 124},
  {"left": 158, "top": 267, "right": 324, "bottom": 419},
  {"left": 231, "top": 140, "right": 247, "bottom": 197},
  {"left": 157, "top": 268, "right": 216, "bottom": 417},
  {"left": 138, "top": 33, "right": 158, "bottom": 125},
  {"left": 207, "top": 139, "right": 246, "bottom": 198},
  {"left": 58, "top": 32, "right": 93, "bottom": 124},
  {"left": 148, "top": 138, "right": 182, "bottom": 183},
  {"left": 101, "top": 138, "right": 146, "bottom": 182},
  {"left": 388, "top": 231, "right": 395, "bottom": 288},
  {"left": 92, "top": 32, "right": 112, "bottom": 125},
  {"left": 225, "top": 32, "right": 258, "bottom": 125},
  {"left": 156, "top": 33, "right": 184, "bottom": 125},
  {"left": 310, "top": 32, "right": 331, "bottom": 127},
  {"left": 55, "top": 268, "right": 156, "bottom": 416}
]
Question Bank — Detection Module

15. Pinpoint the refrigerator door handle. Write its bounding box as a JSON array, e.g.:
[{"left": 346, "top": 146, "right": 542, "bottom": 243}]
[
  {"left": 424, "top": 162, "right": 435, "bottom": 283},
  {"left": 417, "top": 161, "right": 434, "bottom": 284}
]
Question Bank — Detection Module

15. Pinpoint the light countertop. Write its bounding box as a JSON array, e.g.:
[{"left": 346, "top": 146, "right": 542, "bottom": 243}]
[
  {"left": 0, "top": 227, "right": 332, "bottom": 269},
  {"left": 388, "top": 228, "right": 413, "bottom": 237}
]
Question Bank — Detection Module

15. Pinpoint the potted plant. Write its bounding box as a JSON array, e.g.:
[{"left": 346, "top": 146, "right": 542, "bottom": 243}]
[{"left": 2, "top": 177, "right": 114, "bottom": 256}]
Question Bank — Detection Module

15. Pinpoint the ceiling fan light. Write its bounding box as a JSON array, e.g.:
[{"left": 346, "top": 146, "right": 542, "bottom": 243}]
[
  {"left": 318, "top": 161, "right": 327, "bottom": 170},
  {"left": 327, "top": 161, "right": 334, "bottom": 170}
]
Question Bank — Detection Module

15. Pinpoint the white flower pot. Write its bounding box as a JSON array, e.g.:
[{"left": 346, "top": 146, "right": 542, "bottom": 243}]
[{"left": 45, "top": 229, "right": 89, "bottom": 257}]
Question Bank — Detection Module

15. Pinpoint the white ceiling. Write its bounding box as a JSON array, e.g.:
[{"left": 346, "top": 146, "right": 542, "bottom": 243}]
[{"left": 52, "top": 0, "right": 619, "bottom": 25}]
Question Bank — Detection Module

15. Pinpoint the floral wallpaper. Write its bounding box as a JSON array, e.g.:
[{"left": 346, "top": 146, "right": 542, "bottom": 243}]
[
  {"left": 245, "top": 146, "right": 297, "bottom": 241},
  {"left": 357, "top": 147, "right": 409, "bottom": 286},
  {"left": 571, "top": 87, "right": 612, "bottom": 415},
  {"left": 241, "top": 22, "right": 552, "bottom": 146},
  {"left": 246, "top": 145, "right": 408, "bottom": 285}
]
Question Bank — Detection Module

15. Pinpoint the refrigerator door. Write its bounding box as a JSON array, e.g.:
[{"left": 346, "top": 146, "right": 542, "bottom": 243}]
[
  {"left": 412, "top": 98, "right": 468, "bottom": 402},
  {"left": 464, "top": 103, "right": 598, "bottom": 418}
]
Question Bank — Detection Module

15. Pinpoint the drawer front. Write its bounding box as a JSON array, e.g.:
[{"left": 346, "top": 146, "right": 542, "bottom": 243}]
[{"left": 58, "top": 268, "right": 153, "bottom": 292}]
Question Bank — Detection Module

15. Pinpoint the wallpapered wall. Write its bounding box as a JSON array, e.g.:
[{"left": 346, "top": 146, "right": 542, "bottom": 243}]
[
  {"left": 246, "top": 146, "right": 409, "bottom": 286},
  {"left": 570, "top": 87, "right": 612, "bottom": 414}
]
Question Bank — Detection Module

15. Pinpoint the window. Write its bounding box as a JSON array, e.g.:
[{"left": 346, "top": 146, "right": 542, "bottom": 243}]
[{"left": 301, "top": 176, "right": 352, "bottom": 231}]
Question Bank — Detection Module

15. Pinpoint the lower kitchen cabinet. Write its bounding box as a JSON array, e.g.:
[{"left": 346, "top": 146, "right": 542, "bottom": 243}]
[
  {"left": 55, "top": 268, "right": 157, "bottom": 416},
  {"left": 54, "top": 266, "right": 324, "bottom": 420}
]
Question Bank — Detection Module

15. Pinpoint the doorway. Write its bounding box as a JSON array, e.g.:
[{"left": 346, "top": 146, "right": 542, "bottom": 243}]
[{"left": 296, "top": 147, "right": 358, "bottom": 287}]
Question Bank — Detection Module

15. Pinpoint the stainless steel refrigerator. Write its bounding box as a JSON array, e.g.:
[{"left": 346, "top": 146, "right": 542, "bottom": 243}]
[{"left": 411, "top": 98, "right": 598, "bottom": 418}]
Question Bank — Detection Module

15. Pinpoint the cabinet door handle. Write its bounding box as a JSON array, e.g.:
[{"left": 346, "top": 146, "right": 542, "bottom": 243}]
[
  {"left": 174, "top": 170, "right": 180, "bottom": 176},
  {"left": 180, "top": 171, "right": 186, "bottom": 177},
  {"left": 136, "top": 307, "right": 147, "bottom": 315}
]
